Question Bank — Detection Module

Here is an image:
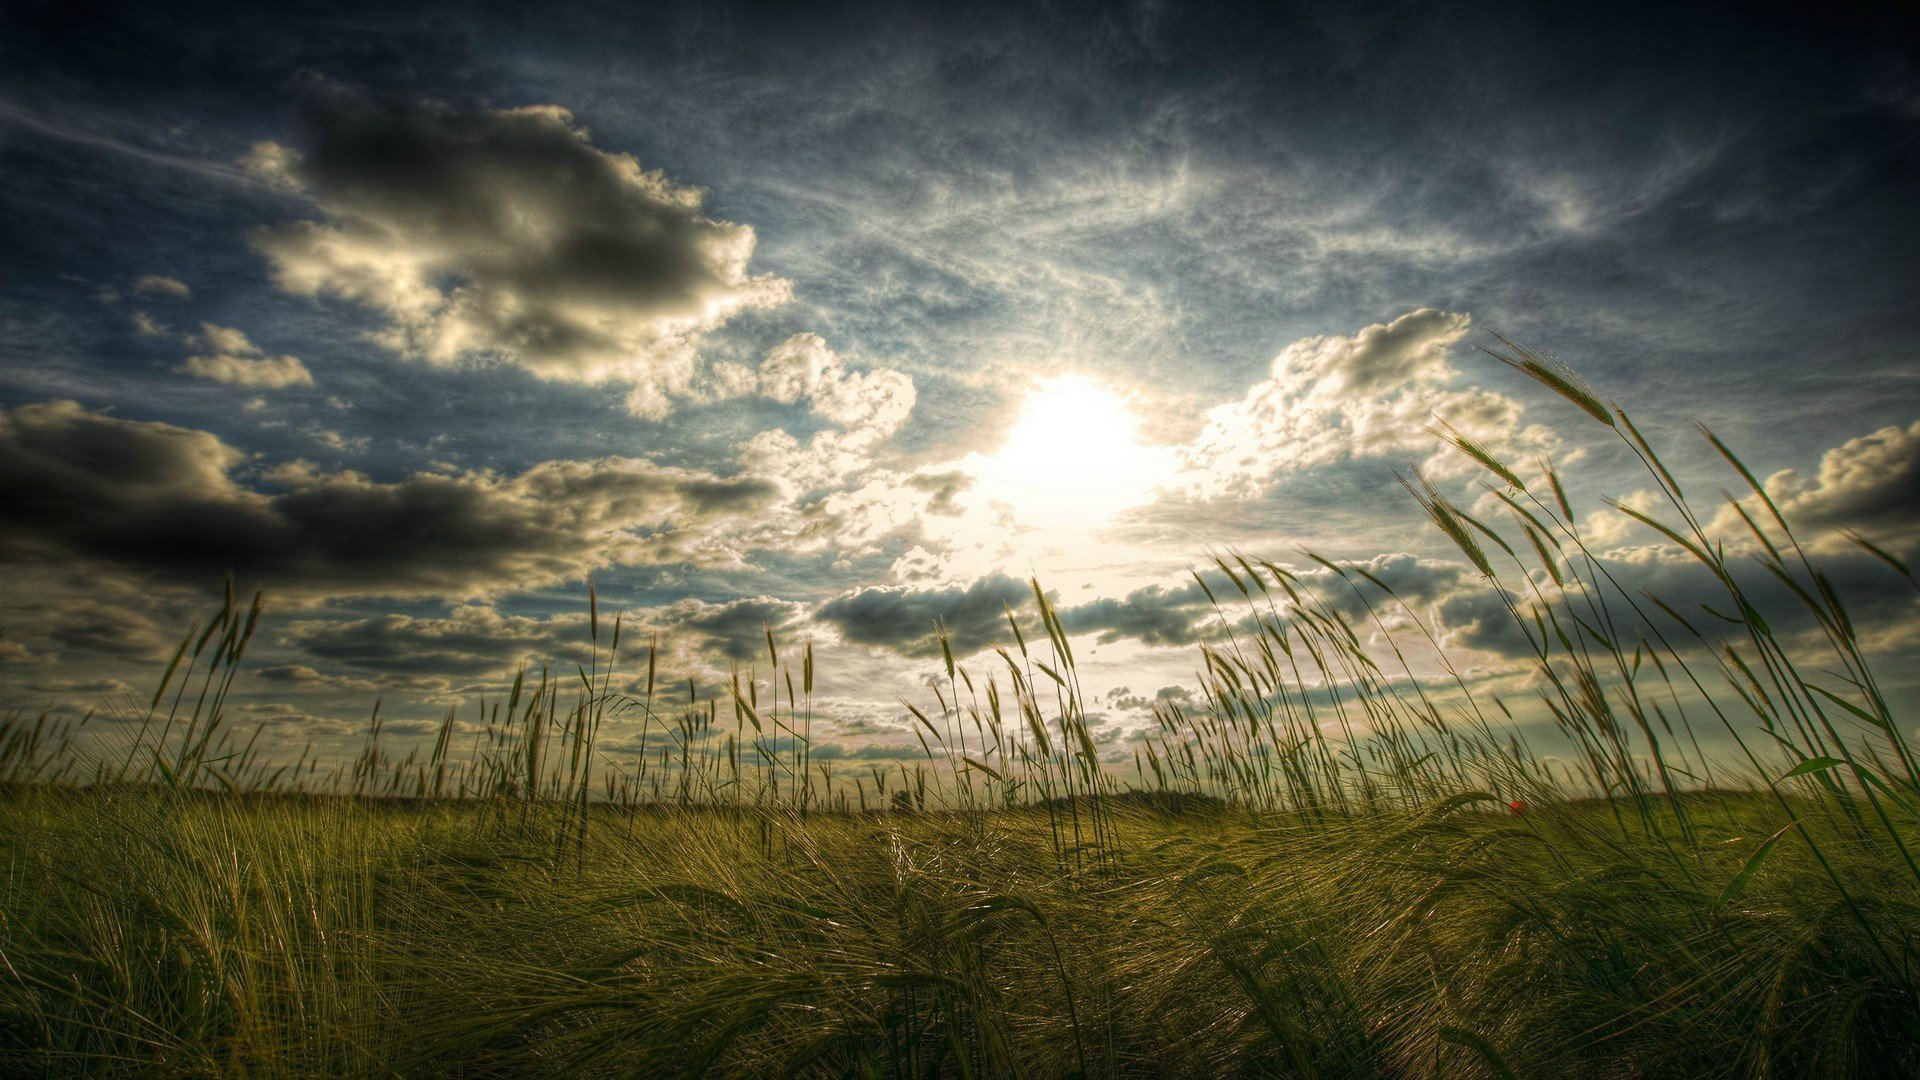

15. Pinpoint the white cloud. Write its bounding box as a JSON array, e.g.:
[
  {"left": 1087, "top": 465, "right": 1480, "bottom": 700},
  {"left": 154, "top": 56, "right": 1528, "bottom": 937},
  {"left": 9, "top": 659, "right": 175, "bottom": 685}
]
[
  {"left": 181, "top": 353, "right": 314, "bottom": 389},
  {"left": 1763, "top": 420, "right": 1920, "bottom": 540},
  {"left": 1177, "top": 309, "right": 1557, "bottom": 497},
  {"left": 179, "top": 323, "right": 314, "bottom": 389},
  {"left": 734, "top": 334, "right": 919, "bottom": 494},
  {"left": 759, "top": 332, "right": 917, "bottom": 436},
  {"left": 132, "top": 275, "right": 191, "bottom": 298},
  {"left": 1705, "top": 419, "right": 1920, "bottom": 554}
]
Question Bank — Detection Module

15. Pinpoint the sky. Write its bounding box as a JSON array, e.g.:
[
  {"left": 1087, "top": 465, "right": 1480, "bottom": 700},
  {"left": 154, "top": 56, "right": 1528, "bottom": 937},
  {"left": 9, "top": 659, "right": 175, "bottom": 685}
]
[{"left": 2, "top": 0, "right": 1917, "bottom": 763}]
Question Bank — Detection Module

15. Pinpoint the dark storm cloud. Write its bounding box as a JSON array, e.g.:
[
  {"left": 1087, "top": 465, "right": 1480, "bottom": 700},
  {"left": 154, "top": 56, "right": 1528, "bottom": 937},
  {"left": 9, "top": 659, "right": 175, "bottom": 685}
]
[
  {"left": 39, "top": 598, "right": 177, "bottom": 662},
  {"left": 246, "top": 78, "right": 789, "bottom": 410},
  {"left": 1060, "top": 580, "right": 1212, "bottom": 647},
  {"left": 286, "top": 606, "right": 592, "bottom": 677},
  {"left": 0, "top": 400, "right": 780, "bottom": 599},
  {"left": 1568, "top": 417, "right": 1920, "bottom": 651},
  {"left": 277, "top": 596, "right": 811, "bottom": 685},
  {"left": 814, "top": 573, "right": 1031, "bottom": 657},
  {"left": 662, "top": 596, "right": 808, "bottom": 661},
  {"left": 810, "top": 554, "right": 1538, "bottom": 660},
  {"left": 1433, "top": 544, "right": 1918, "bottom": 688},
  {"left": 1052, "top": 554, "right": 1495, "bottom": 653},
  {"left": 1745, "top": 420, "right": 1920, "bottom": 545}
]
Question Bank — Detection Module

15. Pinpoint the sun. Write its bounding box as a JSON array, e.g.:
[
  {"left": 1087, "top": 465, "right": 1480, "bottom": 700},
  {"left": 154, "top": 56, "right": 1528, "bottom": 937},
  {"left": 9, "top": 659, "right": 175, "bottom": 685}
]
[{"left": 965, "top": 374, "right": 1176, "bottom": 532}]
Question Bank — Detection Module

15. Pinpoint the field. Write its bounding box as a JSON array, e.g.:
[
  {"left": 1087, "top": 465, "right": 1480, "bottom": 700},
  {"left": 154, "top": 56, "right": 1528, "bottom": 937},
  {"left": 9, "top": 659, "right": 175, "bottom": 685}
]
[
  {"left": 2, "top": 353, "right": 1917, "bottom": 1076},
  {"left": 1, "top": 787, "right": 1914, "bottom": 1077}
]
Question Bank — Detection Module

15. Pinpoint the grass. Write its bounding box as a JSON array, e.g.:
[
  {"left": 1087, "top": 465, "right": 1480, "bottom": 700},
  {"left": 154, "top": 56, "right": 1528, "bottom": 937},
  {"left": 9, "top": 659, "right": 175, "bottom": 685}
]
[{"left": 1, "top": 353, "right": 1917, "bottom": 1076}]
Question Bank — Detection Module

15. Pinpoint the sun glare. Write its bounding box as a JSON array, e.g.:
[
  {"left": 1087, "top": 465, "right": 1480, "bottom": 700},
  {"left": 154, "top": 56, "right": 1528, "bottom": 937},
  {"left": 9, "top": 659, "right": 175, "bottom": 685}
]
[{"left": 966, "top": 374, "right": 1176, "bottom": 532}]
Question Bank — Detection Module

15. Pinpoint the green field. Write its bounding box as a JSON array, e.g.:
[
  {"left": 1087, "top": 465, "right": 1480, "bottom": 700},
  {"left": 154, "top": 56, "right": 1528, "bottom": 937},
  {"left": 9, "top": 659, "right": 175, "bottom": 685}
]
[
  {"left": 3, "top": 356, "right": 1917, "bottom": 1076},
  {"left": 2, "top": 788, "right": 1915, "bottom": 1076}
]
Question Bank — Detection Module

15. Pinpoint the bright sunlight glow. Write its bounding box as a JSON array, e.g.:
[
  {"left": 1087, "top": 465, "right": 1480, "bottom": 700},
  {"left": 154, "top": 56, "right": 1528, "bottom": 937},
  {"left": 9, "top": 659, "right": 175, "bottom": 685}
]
[{"left": 965, "top": 374, "right": 1177, "bottom": 533}]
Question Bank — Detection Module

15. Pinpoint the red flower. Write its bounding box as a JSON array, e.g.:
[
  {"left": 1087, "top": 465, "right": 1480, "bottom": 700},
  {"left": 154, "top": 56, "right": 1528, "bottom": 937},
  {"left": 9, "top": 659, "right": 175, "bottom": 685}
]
[{"left": 1507, "top": 799, "right": 1527, "bottom": 815}]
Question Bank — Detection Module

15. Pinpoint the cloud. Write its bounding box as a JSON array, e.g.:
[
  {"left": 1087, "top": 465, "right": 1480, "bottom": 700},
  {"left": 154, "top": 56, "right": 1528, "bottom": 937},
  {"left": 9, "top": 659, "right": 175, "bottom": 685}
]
[
  {"left": 0, "top": 400, "right": 780, "bottom": 600},
  {"left": 246, "top": 79, "right": 789, "bottom": 411},
  {"left": 814, "top": 573, "right": 1032, "bottom": 657},
  {"left": 1178, "top": 309, "right": 1556, "bottom": 497},
  {"left": 257, "top": 664, "right": 382, "bottom": 691},
  {"left": 179, "top": 323, "right": 315, "bottom": 388},
  {"left": 1047, "top": 556, "right": 1492, "bottom": 653},
  {"left": 1023, "top": 552, "right": 1541, "bottom": 664},
  {"left": 131, "top": 311, "right": 168, "bottom": 337},
  {"left": 180, "top": 355, "right": 313, "bottom": 389},
  {"left": 1591, "top": 420, "right": 1920, "bottom": 559},
  {"left": 1060, "top": 579, "right": 1213, "bottom": 647},
  {"left": 285, "top": 605, "right": 591, "bottom": 677},
  {"left": 1569, "top": 543, "right": 1920, "bottom": 667},
  {"left": 1102, "top": 685, "right": 1195, "bottom": 713},
  {"left": 1748, "top": 419, "right": 1920, "bottom": 548},
  {"left": 1317, "top": 309, "right": 1471, "bottom": 397},
  {"left": 133, "top": 275, "right": 191, "bottom": 298},
  {"left": 230, "top": 701, "right": 369, "bottom": 735},
  {"left": 758, "top": 333, "right": 917, "bottom": 438},
  {"left": 39, "top": 598, "right": 177, "bottom": 661},
  {"left": 732, "top": 335, "right": 920, "bottom": 494},
  {"left": 0, "top": 636, "right": 44, "bottom": 667},
  {"left": 657, "top": 596, "right": 809, "bottom": 661},
  {"left": 906, "top": 471, "right": 972, "bottom": 516}
]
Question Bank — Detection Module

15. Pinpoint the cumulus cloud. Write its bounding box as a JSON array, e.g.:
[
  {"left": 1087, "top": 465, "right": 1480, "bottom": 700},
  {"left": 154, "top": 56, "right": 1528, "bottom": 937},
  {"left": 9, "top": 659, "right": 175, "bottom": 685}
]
[
  {"left": 734, "top": 335, "right": 920, "bottom": 494},
  {"left": 179, "top": 323, "right": 314, "bottom": 389},
  {"left": 1588, "top": 420, "right": 1920, "bottom": 560},
  {"left": 758, "top": 333, "right": 917, "bottom": 437},
  {"left": 1744, "top": 419, "right": 1920, "bottom": 548},
  {"left": 245, "top": 79, "right": 789, "bottom": 411},
  {"left": 1179, "top": 309, "right": 1556, "bottom": 497},
  {"left": 814, "top": 573, "right": 1032, "bottom": 657},
  {"left": 0, "top": 400, "right": 780, "bottom": 600}
]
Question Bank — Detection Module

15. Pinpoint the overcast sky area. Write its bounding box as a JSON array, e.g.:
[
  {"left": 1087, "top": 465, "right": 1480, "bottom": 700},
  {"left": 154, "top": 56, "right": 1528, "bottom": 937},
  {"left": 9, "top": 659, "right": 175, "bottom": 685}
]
[{"left": 2, "top": 0, "right": 1917, "bottom": 763}]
